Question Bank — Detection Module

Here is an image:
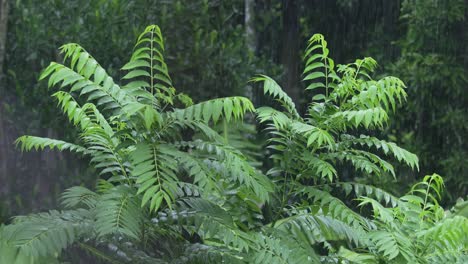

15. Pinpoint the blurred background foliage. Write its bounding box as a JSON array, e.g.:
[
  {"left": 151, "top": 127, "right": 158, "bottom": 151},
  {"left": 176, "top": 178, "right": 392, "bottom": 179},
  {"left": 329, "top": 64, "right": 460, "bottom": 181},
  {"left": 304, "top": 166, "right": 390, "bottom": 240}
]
[{"left": 0, "top": 0, "right": 466, "bottom": 220}]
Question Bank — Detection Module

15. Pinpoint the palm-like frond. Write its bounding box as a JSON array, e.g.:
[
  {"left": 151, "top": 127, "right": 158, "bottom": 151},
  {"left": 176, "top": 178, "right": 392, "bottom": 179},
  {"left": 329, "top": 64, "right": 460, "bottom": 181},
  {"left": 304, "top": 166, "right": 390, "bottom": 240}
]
[
  {"left": 421, "top": 216, "right": 468, "bottom": 262},
  {"left": 183, "top": 140, "right": 273, "bottom": 202},
  {"left": 41, "top": 45, "right": 129, "bottom": 114},
  {"left": 303, "top": 33, "right": 338, "bottom": 93},
  {"left": 2, "top": 210, "right": 90, "bottom": 259},
  {"left": 122, "top": 25, "right": 174, "bottom": 101},
  {"left": 131, "top": 143, "right": 177, "bottom": 212},
  {"left": 351, "top": 135, "right": 419, "bottom": 170},
  {"left": 52, "top": 91, "right": 114, "bottom": 134},
  {"left": 95, "top": 186, "right": 144, "bottom": 239},
  {"left": 249, "top": 234, "right": 320, "bottom": 264},
  {"left": 15, "top": 135, "right": 87, "bottom": 154},
  {"left": 273, "top": 213, "right": 365, "bottom": 248},
  {"left": 169, "top": 96, "right": 255, "bottom": 123},
  {"left": 256, "top": 106, "right": 293, "bottom": 130},
  {"left": 299, "top": 186, "right": 375, "bottom": 230},
  {"left": 61, "top": 186, "right": 99, "bottom": 209},
  {"left": 368, "top": 230, "right": 417, "bottom": 262},
  {"left": 251, "top": 75, "right": 300, "bottom": 118},
  {"left": 0, "top": 230, "right": 59, "bottom": 264},
  {"left": 333, "top": 182, "right": 400, "bottom": 207}
]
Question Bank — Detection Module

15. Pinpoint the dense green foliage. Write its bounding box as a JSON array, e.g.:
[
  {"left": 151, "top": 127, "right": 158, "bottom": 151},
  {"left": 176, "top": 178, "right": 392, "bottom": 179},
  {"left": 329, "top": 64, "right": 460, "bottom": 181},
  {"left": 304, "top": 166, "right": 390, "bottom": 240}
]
[
  {"left": 389, "top": 0, "right": 468, "bottom": 200},
  {"left": 0, "top": 26, "right": 466, "bottom": 263},
  {"left": 1, "top": 0, "right": 276, "bottom": 217}
]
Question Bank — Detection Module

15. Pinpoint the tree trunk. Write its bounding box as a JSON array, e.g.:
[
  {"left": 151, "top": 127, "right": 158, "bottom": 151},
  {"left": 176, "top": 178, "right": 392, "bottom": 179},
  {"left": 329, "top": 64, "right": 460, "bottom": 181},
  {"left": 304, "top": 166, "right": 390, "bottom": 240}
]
[
  {"left": 245, "top": 0, "right": 256, "bottom": 53},
  {"left": 280, "top": 0, "right": 300, "bottom": 106},
  {"left": 0, "top": 0, "right": 8, "bottom": 74},
  {"left": 245, "top": 0, "right": 256, "bottom": 99},
  {"left": 0, "top": 0, "right": 10, "bottom": 198}
]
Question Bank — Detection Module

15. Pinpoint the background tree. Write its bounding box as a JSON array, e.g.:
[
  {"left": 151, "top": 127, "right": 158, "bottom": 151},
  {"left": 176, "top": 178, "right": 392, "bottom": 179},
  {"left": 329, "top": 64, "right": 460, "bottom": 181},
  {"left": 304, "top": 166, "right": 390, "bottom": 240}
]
[{"left": 389, "top": 0, "right": 468, "bottom": 200}]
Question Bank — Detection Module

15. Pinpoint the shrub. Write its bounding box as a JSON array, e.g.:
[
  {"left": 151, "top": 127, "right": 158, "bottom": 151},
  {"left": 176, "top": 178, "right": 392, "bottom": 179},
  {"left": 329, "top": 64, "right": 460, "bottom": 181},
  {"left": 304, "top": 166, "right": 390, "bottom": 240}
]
[{"left": 1, "top": 26, "right": 466, "bottom": 264}]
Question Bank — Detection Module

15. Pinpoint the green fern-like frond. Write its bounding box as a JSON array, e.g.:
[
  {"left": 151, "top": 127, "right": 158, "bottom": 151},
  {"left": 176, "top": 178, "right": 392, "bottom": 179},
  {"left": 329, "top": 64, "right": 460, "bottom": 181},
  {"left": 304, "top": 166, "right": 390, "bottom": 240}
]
[
  {"left": 291, "top": 121, "right": 336, "bottom": 149},
  {"left": 334, "top": 182, "right": 399, "bottom": 207},
  {"left": 122, "top": 25, "right": 174, "bottom": 103},
  {"left": 0, "top": 229, "right": 60, "bottom": 264},
  {"left": 61, "top": 186, "right": 99, "bottom": 209},
  {"left": 256, "top": 106, "right": 293, "bottom": 130},
  {"left": 156, "top": 146, "right": 216, "bottom": 192},
  {"left": 299, "top": 186, "right": 374, "bottom": 230},
  {"left": 131, "top": 143, "right": 177, "bottom": 212},
  {"left": 251, "top": 75, "right": 300, "bottom": 118},
  {"left": 41, "top": 45, "right": 130, "bottom": 114},
  {"left": 337, "top": 247, "right": 378, "bottom": 264},
  {"left": 52, "top": 91, "right": 114, "bottom": 134},
  {"left": 182, "top": 140, "right": 273, "bottom": 202},
  {"left": 348, "top": 77, "right": 407, "bottom": 113},
  {"left": 4, "top": 210, "right": 90, "bottom": 259},
  {"left": 304, "top": 155, "right": 337, "bottom": 182},
  {"left": 94, "top": 186, "right": 143, "bottom": 239},
  {"left": 332, "top": 107, "right": 388, "bottom": 129},
  {"left": 82, "top": 126, "right": 130, "bottom": 181},
  {"left": 368, "top": 230, "right": 417, "bottom": 262},
  {"left": 410, "top": 173, "right": 444, "bottom": 207},
  {"left": 327, "top": 151, "right": 385, "bottom": 176},
  {"left": 249, "top": 234, "right": 321, "bottom": 264},
  {"left": 175, "top": 198, "right": 253, "bottom": 252},
  {"left": 303, "top": 33, "right": 338, "bottom": 93},
  {"left": 169, "top": 96, "right": 255, "bottom": 124},
  {"left": 421, "top": 216, "right": 468, "bottom": 262},
  {"left": 358, "top": 175, "right": 468, "bottom": 263},
  {"left": 274, "top": 213, "right": 365, "bottom": 247},
  {"left": 357, "top": 197, "right": 395, "bottom": 224},
  {"left": 352, "top": 135, "right": 419, "bottom": 170},
  {"left": 15, "top": 135, "right": 87, "bottom": 154}
]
